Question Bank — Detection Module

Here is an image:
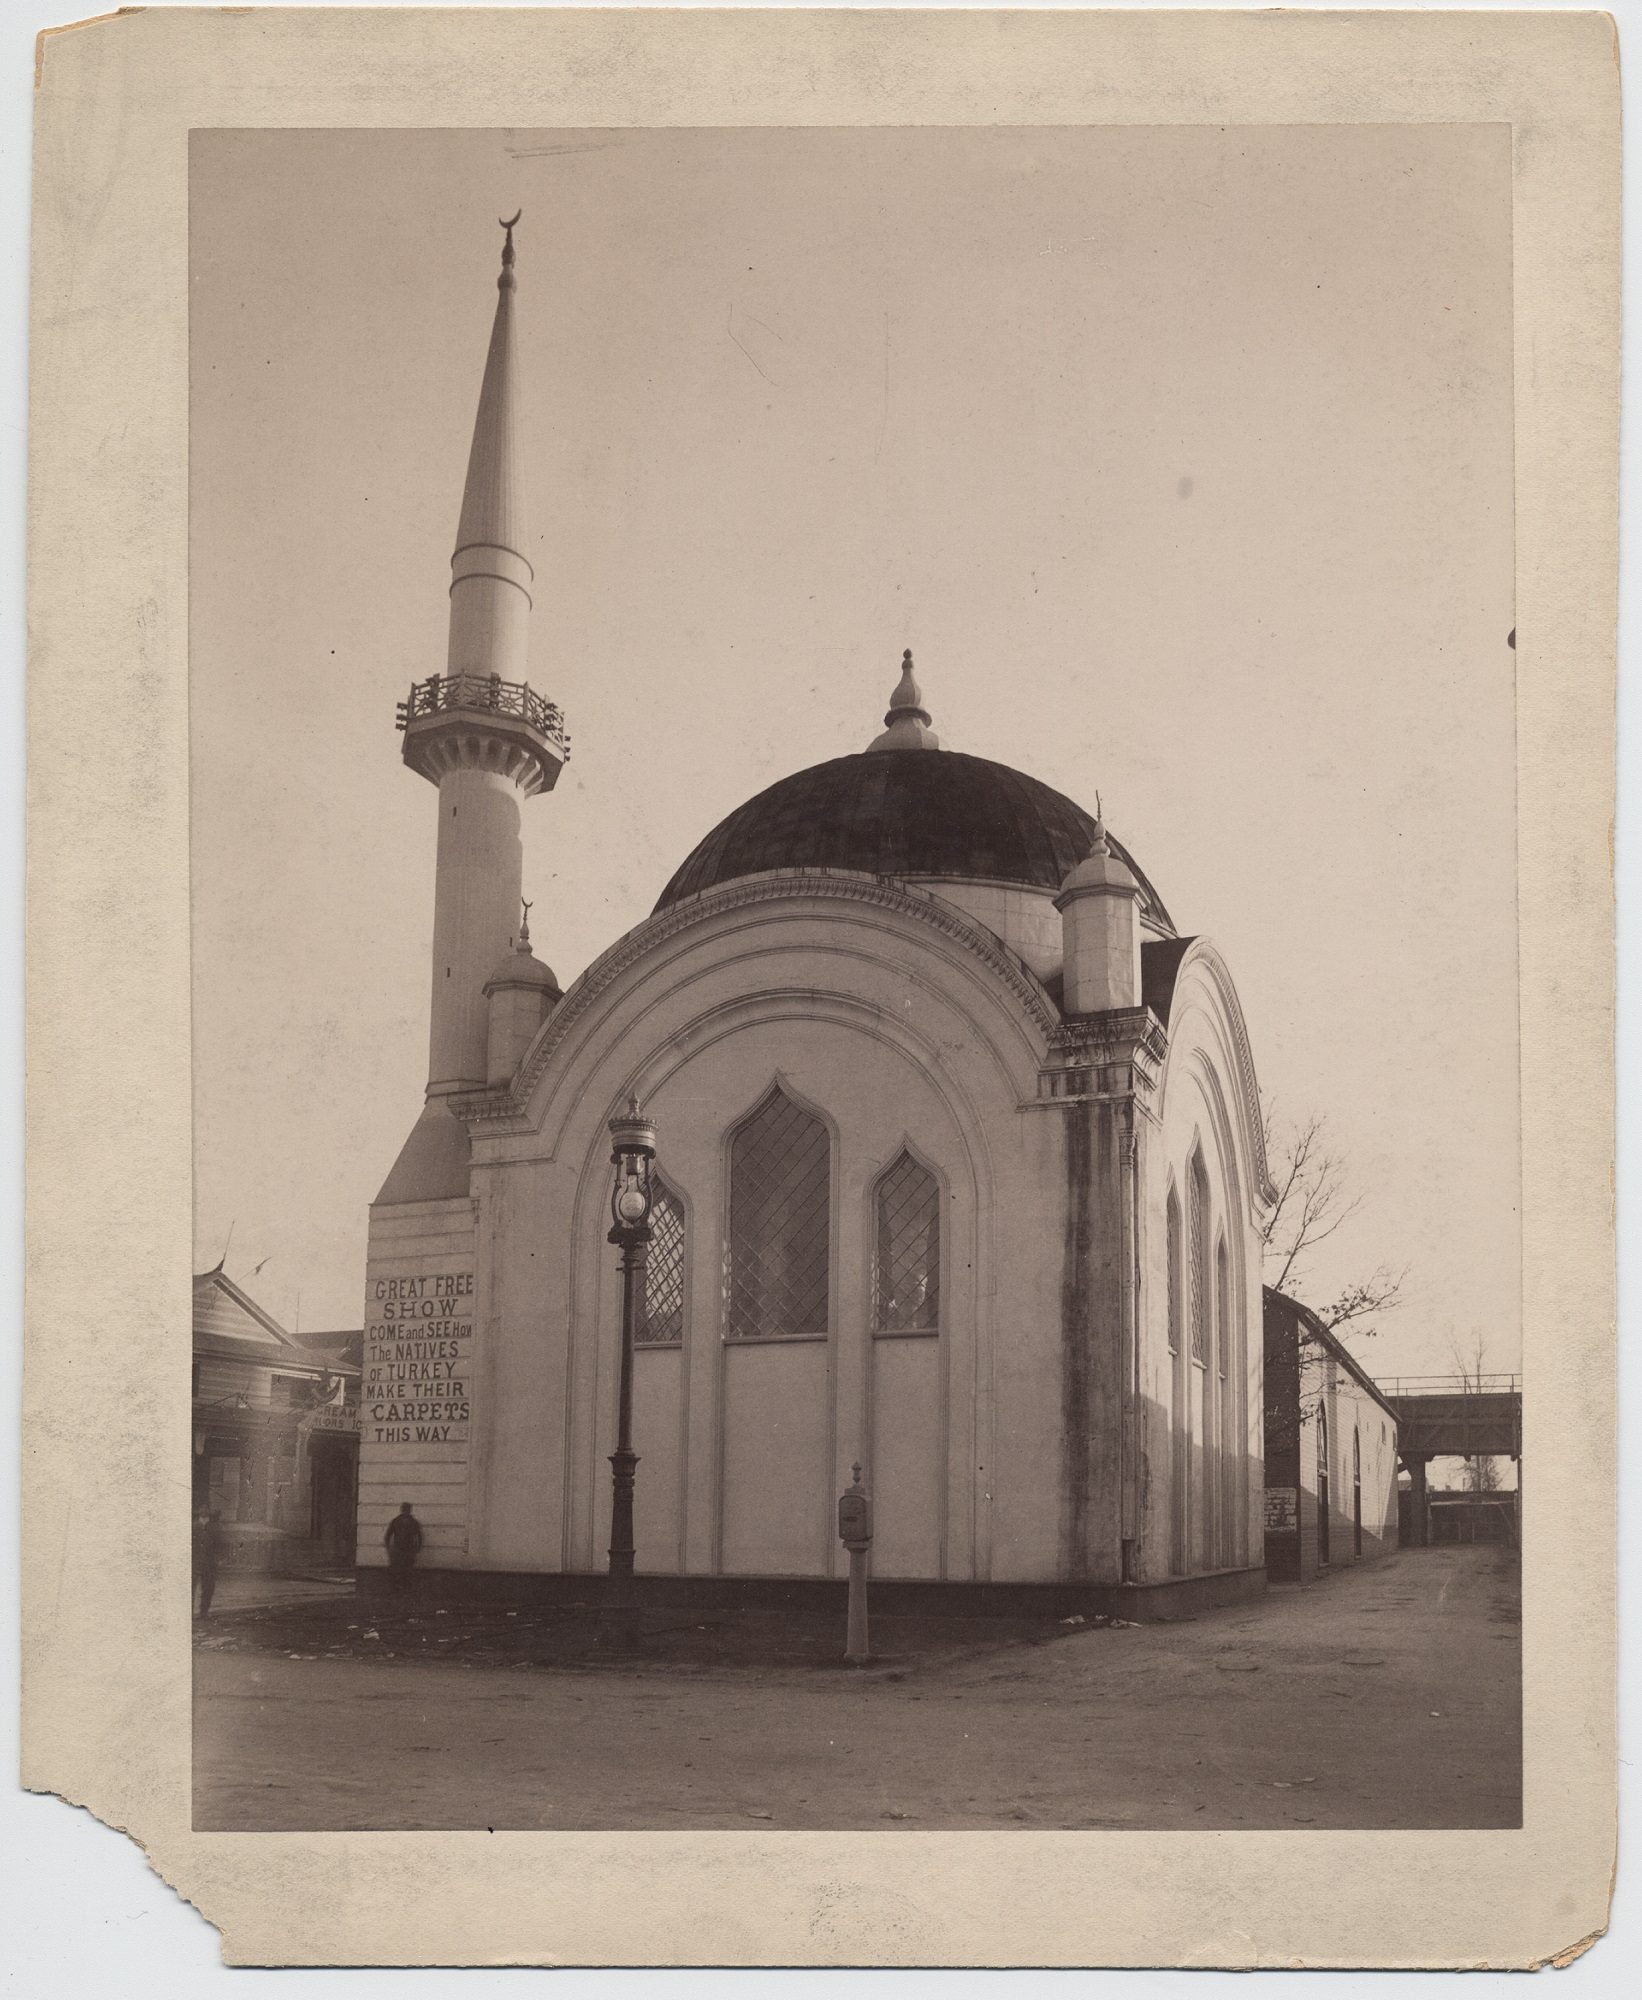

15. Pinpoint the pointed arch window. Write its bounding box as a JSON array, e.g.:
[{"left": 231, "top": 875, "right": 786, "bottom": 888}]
[
  {"left": 1189, "top": 1152, "right": 1211, "bottom": 1364},
  {"left": 726, "top": 1087, "right": 830, "bottom": 1341},
  {"left": 874, "top": 1152, "right": 941, "bottom": 1334},
  {"left": 1165, "top": 1188, "right": 1182, "bottom": 1353},
  {"left": 1215, "top": 1236, "right": 1230, "bottom": 1379},
  {"left": 637, "top": 1178, "right": 686, "bottom": 1346}
]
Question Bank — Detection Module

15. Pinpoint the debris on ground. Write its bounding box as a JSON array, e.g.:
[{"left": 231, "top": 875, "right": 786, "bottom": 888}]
[{"left": 191, "top": 1595, "right": 1062, "bottom": 1677}]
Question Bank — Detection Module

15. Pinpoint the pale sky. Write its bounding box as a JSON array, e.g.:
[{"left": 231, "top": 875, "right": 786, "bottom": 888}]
[{"left": 191, "top": 125, "right": 1517, "bottom": 1379}]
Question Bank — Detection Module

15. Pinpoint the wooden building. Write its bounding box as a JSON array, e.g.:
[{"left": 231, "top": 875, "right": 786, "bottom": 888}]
[{"left": 192, "top": 1265, "right": 361, "bottom": 1569}]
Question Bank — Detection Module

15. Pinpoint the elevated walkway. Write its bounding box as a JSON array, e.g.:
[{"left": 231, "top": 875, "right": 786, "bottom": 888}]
[{"left": 1383, "top": 1375, "right": 1521, "bottom": 1547}]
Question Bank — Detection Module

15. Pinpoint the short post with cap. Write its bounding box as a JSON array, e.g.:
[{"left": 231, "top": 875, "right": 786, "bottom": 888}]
[{"left": 837, "top": 1462, "right": 873, "bottom": 1664}]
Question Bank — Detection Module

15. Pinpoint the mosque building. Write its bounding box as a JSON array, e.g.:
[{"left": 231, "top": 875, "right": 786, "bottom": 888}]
[{"left": 357, "top": 221, "right": 1277, "bottom": 1614}]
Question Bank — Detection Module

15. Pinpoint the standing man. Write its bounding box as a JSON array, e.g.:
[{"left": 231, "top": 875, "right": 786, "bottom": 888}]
[
  {"left": 193, "top": 1506, "right": 223, "bottom": 1618},
  {"left": 383, "top": 1501, "right": 423, "bottom": 1595}
]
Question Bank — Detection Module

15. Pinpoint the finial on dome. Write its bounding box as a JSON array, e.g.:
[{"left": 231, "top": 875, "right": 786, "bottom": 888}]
[
  {"left": 498, "top": 210, "right": 520, "bottom": 290},
  {"left": 866, "top": 647, "right": 941, "bottom": 752},
  {"left": 1090, "top": 791, "right": 1110, "bottom": 857},
  {"left": 518, "top": 896, "right": 533, "bottom": 952}
]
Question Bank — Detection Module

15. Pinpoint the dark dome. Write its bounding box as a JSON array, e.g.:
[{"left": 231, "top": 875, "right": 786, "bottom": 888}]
[{"left": 654, "top": 749, "right": 1173, "bottom": 931}]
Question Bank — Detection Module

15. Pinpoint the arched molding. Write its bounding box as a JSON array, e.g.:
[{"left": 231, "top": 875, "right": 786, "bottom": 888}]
[
  {"left": 1179, "top": 1045, "right": 1257, "bottom": 1570},
  {"left": 457, "top": 871, "right": 1062, "bottom": 1135},
  {"left": 1156, "top": 939, "right": 1277, "bottom": 1212},
  {"left": 499, "top": 982, "right": 1005, "bottom": 1235},
  {"left": 1163, "top": 1174, "right": 1187, "bottom": 1575}
]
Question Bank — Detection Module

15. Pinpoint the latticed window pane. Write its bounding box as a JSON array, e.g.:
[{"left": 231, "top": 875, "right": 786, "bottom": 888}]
[
  {"left": 1166, "top": 1195, "right": 1181, "bottom": 1353},
  {"left": 874, "top": 1154, "right": 940, "bottom": 1332},
  {"left": 726, "top": 1089, "right": 830, "bottom": 1339},
  {"left": 1189, "top": 1161, "right": 1209, "bottom": 1363},
  {"left": 1215, "top": 1239, "right": 1230, "bottom": 1378},
  {"left": 638, "top": 1182, "right": 685, "bottom": 1345}
]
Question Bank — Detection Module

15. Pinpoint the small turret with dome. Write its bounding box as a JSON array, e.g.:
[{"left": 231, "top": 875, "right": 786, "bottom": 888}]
[
  {"left": 1054, "top": 795, "right": 1143, "bottom": 1014},
  {"left": 483, "top": 899, "right": 561, "bottom": 1085}
]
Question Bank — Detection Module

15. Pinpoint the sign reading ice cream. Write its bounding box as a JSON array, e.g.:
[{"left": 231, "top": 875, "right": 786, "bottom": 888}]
[{"left": 365, "top": 1270, "right": 474, "bottom": 1445}]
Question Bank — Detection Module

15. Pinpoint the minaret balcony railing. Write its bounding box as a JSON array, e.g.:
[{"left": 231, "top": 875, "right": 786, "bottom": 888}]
[{"left": 396, "top": 673, "right": 571, "bottom": 762}]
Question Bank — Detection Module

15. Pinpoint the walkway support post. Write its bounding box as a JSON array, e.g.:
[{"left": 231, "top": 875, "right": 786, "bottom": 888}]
[{"left": 1408, "top": 1455, "right": 1430, "bottom": 1547}]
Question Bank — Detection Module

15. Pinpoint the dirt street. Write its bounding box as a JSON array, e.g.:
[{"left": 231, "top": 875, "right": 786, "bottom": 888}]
[{"left": 193, "top": 1545, "right": 1519, "bottom": 1832}]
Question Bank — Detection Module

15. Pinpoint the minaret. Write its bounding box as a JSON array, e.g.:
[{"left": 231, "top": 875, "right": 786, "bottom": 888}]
[{"left": 383, "top": 216, "right": 567, "bottom": 1199}]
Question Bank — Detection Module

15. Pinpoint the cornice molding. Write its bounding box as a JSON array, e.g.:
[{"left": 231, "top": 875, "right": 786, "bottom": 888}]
[{"left": 1036, "top": 1006, "right": 1170, "bottom": 1108}]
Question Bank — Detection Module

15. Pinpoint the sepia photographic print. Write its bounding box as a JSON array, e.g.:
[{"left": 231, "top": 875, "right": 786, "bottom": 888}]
[
  {"left": 25, "top": 7, "right": 1617, "bottom": 1971},
  {"left": 189, "top": 115, "right": 1524, "bottom": 1834}
]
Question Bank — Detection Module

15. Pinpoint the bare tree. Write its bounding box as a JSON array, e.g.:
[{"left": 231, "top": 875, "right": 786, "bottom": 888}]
[
  {"left": 1261, "top": 1105, "right": 1406, "bottom": 1342},
  {"left": 1450, "top": 1329, "right": 1504, "bottom": 1494}
]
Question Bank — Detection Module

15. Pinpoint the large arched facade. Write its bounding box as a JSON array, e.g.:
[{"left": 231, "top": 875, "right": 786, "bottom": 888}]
[
  {"left": 456, "top": 873, "right": 1066, "bottom": 1585},
  {"left": 358, "top": 866, "right": 1276, "bottom": 1607}
]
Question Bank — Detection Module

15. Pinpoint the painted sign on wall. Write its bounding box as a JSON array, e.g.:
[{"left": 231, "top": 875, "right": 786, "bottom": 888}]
[
  {"left": 1263, "top": 1485, "right": 1298, "bottom": 1534},
  {"left": 302, "top": 1401, "right": 361, "bottom": 1435},
  {"left": 364, "top": 1270, "right": 474, "bottom": 1447}
]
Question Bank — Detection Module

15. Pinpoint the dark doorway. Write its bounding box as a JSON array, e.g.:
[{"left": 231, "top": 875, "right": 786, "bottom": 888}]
[
  {"left": 1316, "top": 1407, "right": 1331, "bottom": 1567},
  {"left": 310, "top": 1439, "right": 359, "bottom": 1563},
  {"left": 1353, "top": 1428, "right": 1363, "bottom": 1557}
]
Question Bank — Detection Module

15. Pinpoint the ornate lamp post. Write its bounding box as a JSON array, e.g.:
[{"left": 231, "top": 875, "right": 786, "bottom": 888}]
[{"left": 605, "top": 1096, "right": 656, "bottom": 1645}]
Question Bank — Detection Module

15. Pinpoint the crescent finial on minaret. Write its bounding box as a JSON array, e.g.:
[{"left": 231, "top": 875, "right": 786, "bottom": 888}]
[{"left": 499, "top": 210, "right": 521, "bottom": 284}]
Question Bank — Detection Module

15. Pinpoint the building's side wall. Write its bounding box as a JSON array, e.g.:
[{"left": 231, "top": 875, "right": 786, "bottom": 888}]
[
  {"left": 1281, "top": 1319, "right": 1400, "bottom": 1579},
  {"left": 356, "top": 1193, "right": 478, "bottom": 1569},
  {"left": 1261, "top": 1296, "right": 1304, "bottom": 1581},
  {"left": 1296, "top": 1397, "right": 1323, "bottom": 1582},
  {"left": 1139, "top": 947, "right": 1265, "bottom": 1587},
  {"left": 1320, "top": 1364, "right": 1400, "bottom": 1565}
]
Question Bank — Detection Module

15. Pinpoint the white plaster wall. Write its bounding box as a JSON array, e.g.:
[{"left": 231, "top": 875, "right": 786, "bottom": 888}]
[
  {"left": 1314, "top": 1361, "right": 1401, "bottom": 1556},
  {"left": 905, "top": 876, "right": 1064, "bottom": 982},
  {"left": 870, "top": 1335, "right": 943, "bottom": 1579}
]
